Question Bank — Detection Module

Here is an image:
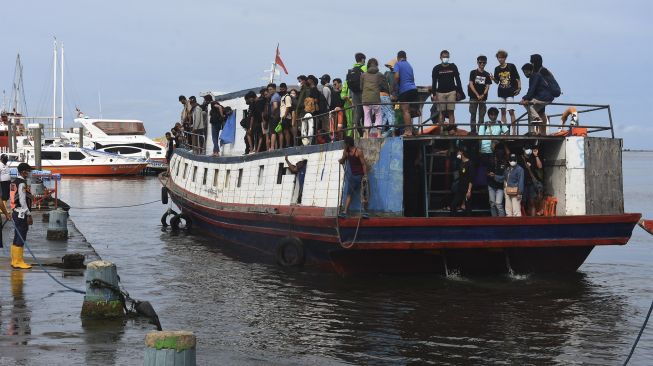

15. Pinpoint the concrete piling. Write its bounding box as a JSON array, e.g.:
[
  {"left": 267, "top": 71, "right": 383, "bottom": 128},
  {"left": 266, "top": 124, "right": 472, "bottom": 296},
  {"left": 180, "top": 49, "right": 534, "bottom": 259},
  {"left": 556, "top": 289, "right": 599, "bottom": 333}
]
[
  {"left": 144, "top": 331, "right": 196, "bottom": 366},
  {"left": 81, "top": 260, "right": 125, "bottom": 319},
  {"left": 46, "top": 208, "right": 68, "bottom": 240}
]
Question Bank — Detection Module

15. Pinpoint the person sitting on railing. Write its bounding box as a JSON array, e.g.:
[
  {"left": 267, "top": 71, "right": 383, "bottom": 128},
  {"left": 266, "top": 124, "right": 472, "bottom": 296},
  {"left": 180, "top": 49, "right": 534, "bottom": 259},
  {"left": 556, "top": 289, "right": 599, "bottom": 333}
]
[
  {"left": 492, "top": 50, "right": 521, "bottom": 135},
  {"left": 394, "top": 50, "right": 418, "bottom": 136},
  {"left": 360, "top": 58, "right": 389, "bottom": 139},
  {"left": 468, "top": 55, "right": 492, "bottom": 133},
  {"left": 432, "top": 50, "right": 463, "bottom": 128},
  {"left": 520, "top": 62, "right": 554, "bottom": 136}
]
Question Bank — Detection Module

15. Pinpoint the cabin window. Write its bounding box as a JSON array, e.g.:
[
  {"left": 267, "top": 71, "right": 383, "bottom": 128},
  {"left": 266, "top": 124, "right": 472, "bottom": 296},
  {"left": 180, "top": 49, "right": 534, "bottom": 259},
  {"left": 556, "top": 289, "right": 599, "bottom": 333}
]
[
  {"left": 176, "top": 160, "right": 181, "bottom": 176},
  {"left": 69, "top": 151, "right": 85, "bottom": 160},
  {"left": 104, "top": 146, "right": 141, "bottom": 154},
  {"left": 42, "top": 151, "right": 62, "bottom": 160},
  {"left": 277, "top": 163, "right": 285, "bottom": 184},
  {"left": 258, "top": 165, "right": 264, "bottom": 185},
  {"left": 202, "top": 168, "right": 208, "bottom": 185},
  {"left": 225, "top": 170, "right": 231, "bottom": 188},
  {"left": 192, "top": 166, "right": 198, "bottom": 182},
  {"left": 183, "top": 163, "right": 188, "bottom": 179},
  {"left": 213, "top": 169, "right": 219, "bottom": 187},
  {"left": 237, "top": 169, "right": 243, "bottom": 188}
]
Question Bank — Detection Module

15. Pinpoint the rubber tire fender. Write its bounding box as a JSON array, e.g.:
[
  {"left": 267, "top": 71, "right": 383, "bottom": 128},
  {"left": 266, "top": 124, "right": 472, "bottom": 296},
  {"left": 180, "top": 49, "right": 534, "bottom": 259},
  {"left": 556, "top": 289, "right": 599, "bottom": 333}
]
[
  {"left": 170, "top": 213, "right": 192, "bottom": 231},
  {"left": 160, "top": 209, "right": 178, "bottom": 227},
  {"left": 276, "top": 236, "right": 305, "bottom": 267},
  {"left": 161, "top": 187, "right": 169, "bottom": 205}
]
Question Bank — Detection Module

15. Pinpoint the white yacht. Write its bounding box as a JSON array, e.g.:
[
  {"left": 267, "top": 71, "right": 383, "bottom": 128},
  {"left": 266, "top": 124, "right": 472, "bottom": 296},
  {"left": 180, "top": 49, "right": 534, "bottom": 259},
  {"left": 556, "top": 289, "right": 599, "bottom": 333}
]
[{"left": 61, "top": 117, "right": 167, "bottom": 170}]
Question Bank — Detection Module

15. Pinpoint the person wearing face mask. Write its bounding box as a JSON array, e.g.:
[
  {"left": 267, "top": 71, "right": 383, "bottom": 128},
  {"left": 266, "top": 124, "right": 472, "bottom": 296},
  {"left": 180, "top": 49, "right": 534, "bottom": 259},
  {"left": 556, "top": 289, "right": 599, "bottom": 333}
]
[
  {"left": 450, "top": 147, "right": 474, "bottom": 216},
  {"left": 10, "top": 163, "right": 33, "bottom": 269},
  {"left": 432, "top": 50, "right": 463, "bottom": 128},
  {"left": 503, "top": 154, "right": 524, "bottom": 217},
  {"left": 487, "top": 146, "right": 508, "bottom": 217},
  {"left": 521, "top": 145, "right": 544, "bottom": 216},
  {"left": 520, "top": 63, "right": 554, "bottom": 135}
]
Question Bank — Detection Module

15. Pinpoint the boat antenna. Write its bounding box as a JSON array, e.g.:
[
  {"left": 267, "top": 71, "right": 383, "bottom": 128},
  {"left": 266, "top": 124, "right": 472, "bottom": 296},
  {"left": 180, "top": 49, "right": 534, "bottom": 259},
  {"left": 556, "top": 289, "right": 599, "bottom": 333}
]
[
  {"left": 98, "top": 91, "right": 102, "bottom": 118},
  {"left": 60, "top": 41, "right": 64, "bottom": 131},
  {"left": 53, "top": 37, "right": 57, "bottom": 136}
]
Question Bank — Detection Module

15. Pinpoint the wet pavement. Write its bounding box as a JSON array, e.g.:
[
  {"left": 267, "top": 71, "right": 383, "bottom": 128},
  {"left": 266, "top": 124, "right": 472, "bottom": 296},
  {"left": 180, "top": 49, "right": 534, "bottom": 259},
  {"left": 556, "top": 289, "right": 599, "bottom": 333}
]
[{"left": 0, "top": 152, "right": 652, "bottom": 365}]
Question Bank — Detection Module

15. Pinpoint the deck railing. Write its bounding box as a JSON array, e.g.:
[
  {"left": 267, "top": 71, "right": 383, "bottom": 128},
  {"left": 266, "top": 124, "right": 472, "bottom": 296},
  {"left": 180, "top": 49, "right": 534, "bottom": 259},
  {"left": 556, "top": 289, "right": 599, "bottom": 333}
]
[{"left": 295, "top": 100, "right": 614, "bottom": 145}]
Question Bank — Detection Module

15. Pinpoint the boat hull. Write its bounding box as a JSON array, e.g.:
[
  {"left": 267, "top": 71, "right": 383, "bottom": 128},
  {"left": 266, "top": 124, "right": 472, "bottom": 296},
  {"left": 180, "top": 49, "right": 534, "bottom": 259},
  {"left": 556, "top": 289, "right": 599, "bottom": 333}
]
[
  {"left": 43, "top": 163, "right": 147, "bottom": 176},
  {"left": 165, "top": 179, "right": 640, "bottom": 275}
]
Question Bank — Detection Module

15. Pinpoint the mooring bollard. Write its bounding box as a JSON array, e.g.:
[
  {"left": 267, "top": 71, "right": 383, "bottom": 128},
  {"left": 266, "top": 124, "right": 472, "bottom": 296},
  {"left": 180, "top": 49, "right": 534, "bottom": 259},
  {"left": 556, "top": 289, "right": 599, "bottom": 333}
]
[
  {"left": 81, "top": 260, "right": 125, "bottom": 319},
  {"left": 144, "top": 331, "right": 196, "bottom": 366},
  {"left": 46, "top": 208, "right": 68, "bottom": 240}
]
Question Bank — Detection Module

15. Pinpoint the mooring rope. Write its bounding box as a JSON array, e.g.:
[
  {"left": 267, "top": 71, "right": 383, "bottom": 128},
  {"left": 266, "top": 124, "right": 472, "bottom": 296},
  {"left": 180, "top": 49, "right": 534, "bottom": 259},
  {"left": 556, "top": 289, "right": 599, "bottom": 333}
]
[
  {"left": 623, "top": 299, "right": 653, "bottom": 365},
  {"left": 11, "top": 221, "right": 86, "bottom": 294},
  {"left": 68, "top": 199, "right": 161, "bottom": 210}
]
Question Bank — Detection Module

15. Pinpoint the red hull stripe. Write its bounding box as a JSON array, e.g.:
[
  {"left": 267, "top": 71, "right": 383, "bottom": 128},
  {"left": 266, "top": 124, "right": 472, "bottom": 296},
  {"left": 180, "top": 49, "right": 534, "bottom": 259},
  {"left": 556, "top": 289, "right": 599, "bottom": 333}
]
[
  {"left": 349, "top": 237, "right": 630, "bottom": 250},
  {"left": 46, "top": 164, "right": 147, "bottom": 175}
]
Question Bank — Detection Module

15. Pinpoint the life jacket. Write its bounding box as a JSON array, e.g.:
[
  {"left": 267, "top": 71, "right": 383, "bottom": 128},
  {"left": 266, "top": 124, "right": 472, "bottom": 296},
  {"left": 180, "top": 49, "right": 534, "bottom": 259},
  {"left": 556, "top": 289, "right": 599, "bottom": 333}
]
[{"left": 12, "top": 177, "right": 32, "bottom": 211}]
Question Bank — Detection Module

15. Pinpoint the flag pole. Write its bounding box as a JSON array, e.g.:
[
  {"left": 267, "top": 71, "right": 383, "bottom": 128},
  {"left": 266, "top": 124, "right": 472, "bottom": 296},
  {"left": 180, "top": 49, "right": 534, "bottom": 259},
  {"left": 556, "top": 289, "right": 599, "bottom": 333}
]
[{"left": 270, "top": 43, "right": 279, "bottom": 84}]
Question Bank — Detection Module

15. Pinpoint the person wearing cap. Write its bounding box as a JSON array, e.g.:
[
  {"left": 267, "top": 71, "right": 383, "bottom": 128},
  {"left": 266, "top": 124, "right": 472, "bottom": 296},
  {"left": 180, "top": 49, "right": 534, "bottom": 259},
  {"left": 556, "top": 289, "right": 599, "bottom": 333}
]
[
  {"left": 10, "top": 163, "right": 33, "bottom": 269},
  {"left": 503, "top": 153, "right": 525, "bottom": 217},
  {"left": 450, "top": 147, "right": 474, "bottom": 216},
  {"left": 0, "top": 154, "right": 11, "bottom": 211}
]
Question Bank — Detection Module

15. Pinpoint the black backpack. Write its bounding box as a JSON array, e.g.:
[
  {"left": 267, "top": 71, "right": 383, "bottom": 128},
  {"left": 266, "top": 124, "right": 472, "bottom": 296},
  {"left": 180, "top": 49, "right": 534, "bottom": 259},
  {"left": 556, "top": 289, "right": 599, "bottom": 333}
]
[
  {"left": 346, "top": 66, "right": 363, "bottom": 93},
  {"left": 317, "top": 90, "right": 329, "bottom": 114},
  {"left": 541, "top": 70, "right": 561, "bottom": 98}
]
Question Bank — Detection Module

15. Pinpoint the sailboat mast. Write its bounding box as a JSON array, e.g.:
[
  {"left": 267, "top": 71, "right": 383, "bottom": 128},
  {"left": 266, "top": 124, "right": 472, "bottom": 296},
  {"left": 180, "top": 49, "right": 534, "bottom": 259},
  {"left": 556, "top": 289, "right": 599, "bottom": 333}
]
[
  {"left": 60, "top": 42, "right": 64, "bottom": 130},
  {"left": 53, "top": 38, "right": 57, "bottom": 135}
]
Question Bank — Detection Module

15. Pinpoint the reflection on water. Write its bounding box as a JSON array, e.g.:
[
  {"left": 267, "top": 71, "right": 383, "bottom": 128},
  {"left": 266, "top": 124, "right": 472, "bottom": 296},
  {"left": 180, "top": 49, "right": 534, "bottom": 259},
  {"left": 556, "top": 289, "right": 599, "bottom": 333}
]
[{"left": 56, "top": 153, "right": 653, "bottom": 365}]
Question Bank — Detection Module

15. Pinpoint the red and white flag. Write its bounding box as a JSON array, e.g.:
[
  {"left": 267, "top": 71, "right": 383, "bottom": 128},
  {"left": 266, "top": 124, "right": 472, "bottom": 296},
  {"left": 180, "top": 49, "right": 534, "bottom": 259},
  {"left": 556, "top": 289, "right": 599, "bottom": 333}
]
[{"left": 275, "top": 45, "right": 288, "bottom": 75}]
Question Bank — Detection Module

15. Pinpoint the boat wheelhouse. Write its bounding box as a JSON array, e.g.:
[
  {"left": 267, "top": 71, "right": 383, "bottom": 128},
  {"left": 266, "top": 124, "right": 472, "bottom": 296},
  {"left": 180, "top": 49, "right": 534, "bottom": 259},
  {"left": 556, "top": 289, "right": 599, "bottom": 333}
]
[{"left": 160, "top": 92, "right": 640, "bottom": 275}]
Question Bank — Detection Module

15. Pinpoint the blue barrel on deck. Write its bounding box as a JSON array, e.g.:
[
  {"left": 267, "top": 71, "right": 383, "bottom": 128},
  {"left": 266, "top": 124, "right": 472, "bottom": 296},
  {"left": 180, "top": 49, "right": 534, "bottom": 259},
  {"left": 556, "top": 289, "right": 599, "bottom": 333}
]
[{"left": 46, "top": 208, "right": 68, "bottom": 240}]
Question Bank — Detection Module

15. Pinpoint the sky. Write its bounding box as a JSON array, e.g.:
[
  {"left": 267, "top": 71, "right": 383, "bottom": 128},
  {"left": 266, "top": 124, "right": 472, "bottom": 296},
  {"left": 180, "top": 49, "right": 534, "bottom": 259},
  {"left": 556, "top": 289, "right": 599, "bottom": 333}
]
[{"left": 1, "top": 0, "right": 652, "bottom": 148}]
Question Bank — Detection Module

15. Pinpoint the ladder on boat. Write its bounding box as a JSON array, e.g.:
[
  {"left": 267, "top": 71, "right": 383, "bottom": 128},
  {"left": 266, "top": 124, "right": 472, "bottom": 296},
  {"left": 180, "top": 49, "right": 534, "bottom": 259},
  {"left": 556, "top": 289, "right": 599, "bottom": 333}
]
[{"left": 422, "top": 142, "right": 490, "bottom": 217}]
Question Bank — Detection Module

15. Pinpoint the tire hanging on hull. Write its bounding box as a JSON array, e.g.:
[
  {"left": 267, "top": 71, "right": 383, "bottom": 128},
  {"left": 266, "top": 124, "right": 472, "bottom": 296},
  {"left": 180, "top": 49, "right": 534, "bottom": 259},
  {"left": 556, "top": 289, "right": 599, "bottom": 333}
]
[
  {"left": 170, "top": 213, "right": 192, "bottom": 231},
  {"left": 276, "top": 236, "right": 305, "bottom": 267}
]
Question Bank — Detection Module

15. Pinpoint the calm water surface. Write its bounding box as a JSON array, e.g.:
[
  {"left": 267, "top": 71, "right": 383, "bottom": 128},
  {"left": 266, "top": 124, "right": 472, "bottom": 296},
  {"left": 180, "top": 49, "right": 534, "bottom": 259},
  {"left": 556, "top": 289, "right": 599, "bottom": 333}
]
[{"left": 57, "top": 152, "right": 653, "bottom": 365}]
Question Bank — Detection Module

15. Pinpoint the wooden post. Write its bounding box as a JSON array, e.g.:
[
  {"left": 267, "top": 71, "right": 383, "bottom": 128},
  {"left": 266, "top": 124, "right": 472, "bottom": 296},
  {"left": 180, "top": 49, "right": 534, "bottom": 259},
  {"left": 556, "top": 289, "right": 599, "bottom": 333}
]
[
  {"left": 32, "top": 123, "right": 42, "bottom": 170},
  {"left": 81, "top": 260, "right": 125, "bottom": 319},
  {"left": 46, "top": 207, "right": 68, "bottom": 240},
  {"left": 144, "top": 331, "right": 196, "bottom": 366}
]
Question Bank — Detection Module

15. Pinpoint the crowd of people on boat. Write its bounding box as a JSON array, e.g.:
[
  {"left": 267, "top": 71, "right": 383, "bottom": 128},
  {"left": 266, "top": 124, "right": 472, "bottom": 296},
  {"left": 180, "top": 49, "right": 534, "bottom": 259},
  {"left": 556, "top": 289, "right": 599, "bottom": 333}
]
[
  {"left": 235, "top": 49, "right": 559, "bottom": 154},
  {"left": 449, "top": 138, "right": 546, "bottom": 218},
  {"left": 168, "top": 49, "right": 560, "bottom": 157}
]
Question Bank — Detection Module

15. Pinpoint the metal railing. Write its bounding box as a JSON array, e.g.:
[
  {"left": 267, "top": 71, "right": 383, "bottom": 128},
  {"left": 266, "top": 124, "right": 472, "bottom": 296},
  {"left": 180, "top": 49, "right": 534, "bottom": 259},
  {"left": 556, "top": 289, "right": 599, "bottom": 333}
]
[
  {"left": 180, "top": 130, "right": 206, "bottom": 155},
  {"left": 293, "top": 100, "right": 614, "bottom": 145}
]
